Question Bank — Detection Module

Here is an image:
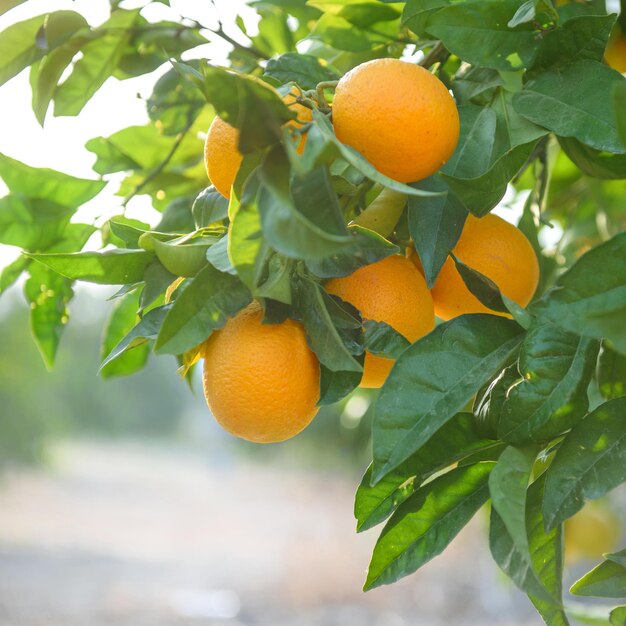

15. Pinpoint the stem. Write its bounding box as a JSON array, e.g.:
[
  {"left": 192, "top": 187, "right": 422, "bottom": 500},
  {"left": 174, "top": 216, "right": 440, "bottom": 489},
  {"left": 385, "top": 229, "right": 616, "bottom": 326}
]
[
  {"left": 419, "top": 41, "right": 446, "bottom": 69},
  {"left": 316, "top": 80, "right": 339, "bottom": 109}
]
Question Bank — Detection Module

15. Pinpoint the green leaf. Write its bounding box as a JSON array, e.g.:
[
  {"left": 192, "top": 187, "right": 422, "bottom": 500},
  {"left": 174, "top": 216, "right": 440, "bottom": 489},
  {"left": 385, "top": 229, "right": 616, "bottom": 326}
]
[
  {"left": 24, "top": 262, "right": 73, "bottom": 369},
  {"left": 0, "top": 194, "right": 73, "bottom": 249},
  {"left": 408, "top": 176, "right": 467, "bottom": 288},
  {"left": 263, "top": 52, "right": 339, "bottom": 90},
  {"left": 559, "top": 137, "right": 626, "bottom": 180},
  {"left": 372, "top": 314, "right": 523, "bottom": 482},
  {"left": 0, "top": 11, "right": 88, "bottom": 87},
  {"left": 490, "top": 476, "right": 569, "bottom": 625},
  {"left": 614, "top": 80, "right": 626, "bottom": 147},
  {"left": 513, "top": 60, "right": 626, "bottom": 154},
  {"left": 174, "top": 59, "right": 294, "bottom": 152},
  {"left": 308, "top": 13, "right": 399, "bottom": 52},
  {"left": 105, "top": 217, "right": 149, "bottom": 249},
  {"left": 306, "top": 225, "right": 398, "bottom": 279},
  {"left": 570, "top": 558, "right": 626, "bottom": 599},
  {"left": 543, "top": 397, "right": 626, "bottom": 531},
  {"left": 155, "top": 264, "right": 251, "bottom": 355},
  {"left": 0, "top": 254, "right": 29, "bottom": 293},
  {"left": 30, "top": 34, "right": 90, "bottom": 125},
  {"left": 0, "top": 0, "right": 27, "bottom": 16},
  {"left": 100, "top": 305, "right": 169, "bottom": 372},
  {"left": 355, "top": 412, "right": 495, "bottom": 533},
  {"left": 498, "top": 324, "right": 600, "bottom": 443},
  {"left": 402, "top": 0, "right": 449, "bottom": 38},
  {"left": 54, "top": 9, "right": 141, "bottom": 116},
  {"left": 451, "top": 254, "right": 509, "bottom": 314},
  {"left": 0, "top": 152, "right": 105, "bottom": 208},
  {"left": 488, "top": 445, "right": 554, "bottom": 601},
  {"left": 608, "top": 549, "right": 626, "bottom": 569},
  {"left": 100, "top": 290, "right": 150, "bottom": 378},
  {"left": 294, "top": 276, "right": 363, "bottom": 373},
  {"left": 530, "top": 15, "right": 616, "bottom": 72},
  {"left": 310, "top": 110, "right": 441, "bottom": 197},
  {"left": 318, "top": 365, "right": 362, "bottom": 406},
  {"left": 27, "top": 249, "right": 154, "bottom": 285},
  {"left": 258, "top": 149, "right": 354, "bottom": 260},
  {"left": 147, "top": 65, "right": 206, "bottom": 136},
  {"left": 364, "top": 462, "right": 495, "bottom": 590},
  {"left": 86, "top": 122, "right": 202, "bottom": 174},
  {"left": 611, "top": 607, "right": 626, "bottom": 626},
  {"left": 193, "top": 187, "right": 229, "bottom": 228},
  {"left": 530, "top": 231, "right": 626, "bottom": 354},
  {"left": 363, "top": 320, "right": 410, "bottom": 360},
  {"left": 426, "top": 1, "right": 537, "bottom": 71},
  {"left": 139, "top": 259, "right": 176, "bottom": 311},
  {"left": 597, "top": 345, "right": 626, "bottom": 400}
]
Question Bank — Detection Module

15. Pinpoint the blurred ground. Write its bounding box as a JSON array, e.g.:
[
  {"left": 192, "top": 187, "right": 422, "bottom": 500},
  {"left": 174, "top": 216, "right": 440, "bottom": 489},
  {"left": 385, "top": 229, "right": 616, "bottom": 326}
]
[{"left": 0, "top": 439, "right": 542, "bottom": 626}]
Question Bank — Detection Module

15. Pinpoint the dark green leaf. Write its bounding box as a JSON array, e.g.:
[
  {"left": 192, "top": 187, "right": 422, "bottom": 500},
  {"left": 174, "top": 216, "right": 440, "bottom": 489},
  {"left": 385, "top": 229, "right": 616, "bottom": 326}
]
[
  {"left": 488, "top": 445, "right": 553, "bottom": 601},
  {"left": 364, "top": 462, "right": 494, "bottom": 590},
  {"left": 294, "top": 277, "right": 363, "bottom": 373},
  {"left": 318, "top": 365, "right": 362, "bottom": 406},
  {"left": 408, "top": 176, "right": 467, "bottom": 288},
  {"left": 498, "top": 324, "right": 600, "bottom": 443},
  {"left": 27, "top": 249, "right": 154, "bottom": 284},
  {"left": 543, "top": 397, "right": 626, "bottom": 530},
  {"left": 310, "top": 110, "right": 441, "bottom": 197},
  {"left": 139, "top": 259, "right": 176, "bottom": 311},
  {"left": 597, "top": 345, "right": 626, "bottom": 400},
  {"left": 372, "top": 314, "right": 523, "bottom": 482},
  {"left": 490, "top": 476, "right": 569, "bottom": 624},
  {"left": 513, "top": 60, "right": 626, "bottom": 154},
  {"left": 174, "top": 59, "right": 294, "bottom": 152},
  {"left": 560, "top": 137, "right": 626, "bottom": 180},
  {"left": 426, "top": 1, "right": 537, "bottom": 71},
  {"left": 263, "top": 52, "right": 339, "bottom": 90},
  {"left": 155, "top": 264, "right": 251, "bottom": 355},
  {"left": 355, "top": 412, "right": 495, "bottom": 533},
  {"left": 452, "top": 254, "right": 509, "bottom": 313},
  {"left": 530, "top": 231, "right": 626, "bottom": 354},
  {"left": 363, "top": 320, "right": 410, "bottom": 360},
  {"left": 531, "top": 14, "right": 616, "bottom": 72}
]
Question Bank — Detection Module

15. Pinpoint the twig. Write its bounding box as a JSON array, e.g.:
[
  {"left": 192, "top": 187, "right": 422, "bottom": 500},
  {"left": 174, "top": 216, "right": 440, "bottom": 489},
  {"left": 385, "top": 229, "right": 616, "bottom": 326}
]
[
  {"left": 419, "top": 41, "right": 445, "bottom": 68},
  {"left": 122, "top": 122, "right": 192, "bottom": 208}
]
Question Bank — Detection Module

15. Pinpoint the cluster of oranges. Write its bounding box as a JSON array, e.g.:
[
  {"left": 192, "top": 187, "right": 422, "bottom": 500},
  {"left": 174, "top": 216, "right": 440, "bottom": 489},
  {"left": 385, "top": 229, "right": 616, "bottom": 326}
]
[{"left": 200, "top": 58, "right": 539, "bottom": 444}]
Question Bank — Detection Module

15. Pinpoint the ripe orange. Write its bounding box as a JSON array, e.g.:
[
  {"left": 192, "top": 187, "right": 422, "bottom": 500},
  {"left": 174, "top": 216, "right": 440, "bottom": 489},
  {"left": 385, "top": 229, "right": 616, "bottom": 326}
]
[
  {"left": 606, "top": 28, "right": 626, "bottom": 74},
  {"left": 332, "top": 58, "right": 460, "bottom": 183},
  {"left": 325, "top": 255, "right": 435, "bottom": 388},
  {"left": 204, "top": 92, "right": 313, "bottom": 199},
  {"left": 202, "top": 301, "right": 320, "bottom": 443},
  {"left": 411, "top": 213, "right": 539, "bottom": 321}
]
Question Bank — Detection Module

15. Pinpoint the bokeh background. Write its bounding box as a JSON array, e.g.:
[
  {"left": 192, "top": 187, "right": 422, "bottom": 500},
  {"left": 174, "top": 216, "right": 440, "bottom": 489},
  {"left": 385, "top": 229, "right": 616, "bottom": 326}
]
[{"left": 0, "top": 1, "right": 624, "bottom": 625}]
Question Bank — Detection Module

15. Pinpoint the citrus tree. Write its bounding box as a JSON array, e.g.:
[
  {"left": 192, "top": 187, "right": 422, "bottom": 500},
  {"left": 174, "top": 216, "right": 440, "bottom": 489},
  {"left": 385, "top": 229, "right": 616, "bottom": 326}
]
[{"left": 1, "top": 0, "right": 626, "bottom": 622}]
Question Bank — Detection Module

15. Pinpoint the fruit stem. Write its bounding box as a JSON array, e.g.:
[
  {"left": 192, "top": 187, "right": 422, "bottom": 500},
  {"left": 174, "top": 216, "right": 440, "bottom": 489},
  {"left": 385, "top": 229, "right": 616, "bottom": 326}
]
[
  {"left": 315, "top": 80, "right": 339, "bottom": 109},
  {"left": 352, "top": 188, "right": 407, "bottom": 238}
]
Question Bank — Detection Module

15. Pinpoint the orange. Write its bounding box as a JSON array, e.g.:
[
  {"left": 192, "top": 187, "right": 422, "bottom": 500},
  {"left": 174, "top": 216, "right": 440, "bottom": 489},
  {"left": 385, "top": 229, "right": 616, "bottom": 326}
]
[
  {"left": 202, "top": 301, "right": 320, "bottom": 443},
  {"left": 564, "top": 501, "right": 620, "bottom": 564},
  {"left": 411, "top": 213, "right": 539, "bottom": 321},
  {"left": 204, "top": 92, "right": 313, "bottom": 199},
  {"left": 325, "top": 255, "right": 435, "bottom": 388},
  {"left": 332, "top": 58, "right": 460, "bottom": 183},
  {"left": 606, "top": 28, "right": 626, "bottom": 73}
]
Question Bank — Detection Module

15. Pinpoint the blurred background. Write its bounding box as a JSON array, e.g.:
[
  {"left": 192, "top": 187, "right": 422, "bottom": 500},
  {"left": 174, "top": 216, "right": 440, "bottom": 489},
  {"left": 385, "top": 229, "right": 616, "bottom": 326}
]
[{"left": 0, "top": 1, "right": 624, "bottom": 625}]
